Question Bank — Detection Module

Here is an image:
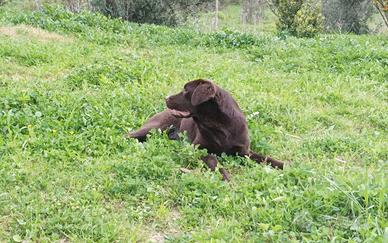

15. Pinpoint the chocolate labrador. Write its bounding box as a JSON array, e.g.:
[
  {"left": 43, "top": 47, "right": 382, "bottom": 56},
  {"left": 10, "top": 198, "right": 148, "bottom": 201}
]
[{"left": 127, "top": 79, "right": 284, "bottom": 181}]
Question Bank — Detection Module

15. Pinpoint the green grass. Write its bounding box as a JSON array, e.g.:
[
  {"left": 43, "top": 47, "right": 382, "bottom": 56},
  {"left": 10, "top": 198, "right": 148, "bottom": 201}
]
[{"left": 0, "top": 5, "right": 387, "bottom": 242}]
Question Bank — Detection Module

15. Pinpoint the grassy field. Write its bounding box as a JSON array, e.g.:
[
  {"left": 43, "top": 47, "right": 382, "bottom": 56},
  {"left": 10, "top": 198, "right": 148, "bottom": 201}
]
[{"left": 0, "top": 4, "right": 387, "bottom": 242}]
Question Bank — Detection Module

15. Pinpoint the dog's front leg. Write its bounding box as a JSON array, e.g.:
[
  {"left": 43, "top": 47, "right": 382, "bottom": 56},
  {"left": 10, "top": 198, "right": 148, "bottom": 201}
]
[
  {"left": 127, "top": 109, "right": 181, "bottom": 142},
  {"left": 202, "top": 154, "right": 231, "bottom": 181}
]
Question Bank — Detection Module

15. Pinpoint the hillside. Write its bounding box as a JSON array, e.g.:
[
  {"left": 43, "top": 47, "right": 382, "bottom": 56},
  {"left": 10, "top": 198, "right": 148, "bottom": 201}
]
[{"left": 0, "top": 6, "right": 387, "bottom": 242}]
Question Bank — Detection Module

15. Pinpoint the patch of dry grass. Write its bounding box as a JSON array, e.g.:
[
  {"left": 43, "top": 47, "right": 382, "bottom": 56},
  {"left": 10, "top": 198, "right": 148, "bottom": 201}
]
[{"left": 0, "top": 24, "right": 72, "bottom": 42}]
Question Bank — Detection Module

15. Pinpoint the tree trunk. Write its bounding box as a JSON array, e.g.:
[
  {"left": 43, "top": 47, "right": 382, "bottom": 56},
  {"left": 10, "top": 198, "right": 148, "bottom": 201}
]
[
  {"left": 215, "top": 0, "right": 219, "bottom": 29},
  {"left": 34, "top": 0, "right": 42, "bottom": 11},
  {"left": 322, "top": 0, "right": 373, "bottom": 34},
  {"left": 241, "top": 0, "right": 265, "bottom": 24}
]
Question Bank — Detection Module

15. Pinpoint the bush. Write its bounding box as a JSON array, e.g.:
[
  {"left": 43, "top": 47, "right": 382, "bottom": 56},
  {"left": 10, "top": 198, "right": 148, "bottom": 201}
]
[
  {"left": 92, "top": 0, "right": 214, "bottom": 26},
  {"left": 204, "top": 29, "right": 260, "bottom": 48},
  {"left": 268, "top": 0, "right": 323, "bottom": 37},
  {"left": 294, "top": 0, "right": 323, "bottom": 37}
]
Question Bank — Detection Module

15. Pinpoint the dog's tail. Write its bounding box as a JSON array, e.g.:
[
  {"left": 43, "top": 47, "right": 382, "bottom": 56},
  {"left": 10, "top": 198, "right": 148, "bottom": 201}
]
[{"left": 248, "top": 151, "right": 284, "bottom": 170}]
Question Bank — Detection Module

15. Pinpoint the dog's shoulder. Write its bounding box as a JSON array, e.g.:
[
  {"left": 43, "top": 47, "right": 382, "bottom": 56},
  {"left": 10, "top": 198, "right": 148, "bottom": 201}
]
[{"left": 214, "top": 87, "right": 245, "bottom": 119}]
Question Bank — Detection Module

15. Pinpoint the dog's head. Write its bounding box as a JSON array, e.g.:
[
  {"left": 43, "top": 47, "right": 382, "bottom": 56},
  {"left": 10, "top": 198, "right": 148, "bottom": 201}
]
[{"left": 166, "top": 79, "right": 217, "bottom": 117}]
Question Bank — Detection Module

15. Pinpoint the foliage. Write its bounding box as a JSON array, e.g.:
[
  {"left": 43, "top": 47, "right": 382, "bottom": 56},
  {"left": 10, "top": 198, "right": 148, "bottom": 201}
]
[
  {"left": 268, "top": 0, "right": 323, "bottom": 37},
  {"left": 204, "top": 29, "right": 261, "bottom": 48},
  {"left": 0, "top": 3, "right": 387, "bottom": 242},
  {"left": 92, "top": 0, "right": 214, "bottom": 26},
  {"left": 294, "top": 0, "right": 323, "bottom": 37}
]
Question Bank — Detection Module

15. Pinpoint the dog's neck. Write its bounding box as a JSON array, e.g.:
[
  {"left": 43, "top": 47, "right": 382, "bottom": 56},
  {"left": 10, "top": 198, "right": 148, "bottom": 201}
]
[
  {"left": 192, "top": 103, "right": 229, "bottom": 130},
  {"left": 193, "top": 101, "right": 222, "bottom": 121},
  {"left": 192, "top": 102, "right": 228, "bottom": 146},
  {"left": 192, "top": 89, "right": 241, "bottom": 125}
]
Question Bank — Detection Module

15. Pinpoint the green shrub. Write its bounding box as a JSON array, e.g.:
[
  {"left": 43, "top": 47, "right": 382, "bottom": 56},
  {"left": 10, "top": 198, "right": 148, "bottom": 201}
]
[
  {"left": 93, "top": 0, "right": 177, "bottom": 26},
  {"left": 294, "top": 0, "right": 323, "bottom": 37},
  {"left": 268, "top": 0, "right": 323, "bottom": 37},
  {"left": 204, "top": 29, "right": 262, "bottom": 48},
  {"left": 93, "top": 0, "right": 213, "bottom": 26}
]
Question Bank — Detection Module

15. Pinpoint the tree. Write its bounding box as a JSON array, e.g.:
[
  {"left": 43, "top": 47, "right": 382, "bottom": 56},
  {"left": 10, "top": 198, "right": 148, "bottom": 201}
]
[
  {"left": 321, "top": 0, "right": 374, "bottom": 34},
  {"left": 372, "top": 0, "right": 388, "bottom": 29},
  {"left": 241, "top": 0, "right": 266, "bottom": 24}
]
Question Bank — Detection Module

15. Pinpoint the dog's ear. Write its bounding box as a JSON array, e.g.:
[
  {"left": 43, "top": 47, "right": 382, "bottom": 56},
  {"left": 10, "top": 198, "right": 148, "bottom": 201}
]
[{"left": 191, "top": 81, "right": 216, "bottom": 106}]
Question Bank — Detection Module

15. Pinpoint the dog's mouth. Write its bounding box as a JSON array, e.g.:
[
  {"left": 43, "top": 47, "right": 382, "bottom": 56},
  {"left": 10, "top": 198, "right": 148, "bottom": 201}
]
[{"left": 168, "top": 109, "right": 192, "bottom": 118}]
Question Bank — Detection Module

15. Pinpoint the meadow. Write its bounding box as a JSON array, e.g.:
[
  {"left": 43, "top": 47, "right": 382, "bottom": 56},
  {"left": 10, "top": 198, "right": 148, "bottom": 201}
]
[{"left": 0, "top": 4, "right": 387, "bottom": 242}]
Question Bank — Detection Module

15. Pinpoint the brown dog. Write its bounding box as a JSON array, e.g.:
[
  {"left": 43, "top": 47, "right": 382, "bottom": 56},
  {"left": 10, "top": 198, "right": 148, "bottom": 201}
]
[{"left": 128, "top": 79, "right": 284, "bottom": 181}]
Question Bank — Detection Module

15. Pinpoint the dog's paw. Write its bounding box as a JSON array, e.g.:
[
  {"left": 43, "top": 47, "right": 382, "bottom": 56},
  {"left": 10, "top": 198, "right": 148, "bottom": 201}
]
[{"left": 168, "top": 109, "right": 191, "bottom": 118}]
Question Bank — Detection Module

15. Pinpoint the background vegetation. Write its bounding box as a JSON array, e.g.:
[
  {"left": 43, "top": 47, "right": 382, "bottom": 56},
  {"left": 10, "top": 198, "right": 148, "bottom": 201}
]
[{"left": 0, "top": 0, "right": 387, "bottom": 242}]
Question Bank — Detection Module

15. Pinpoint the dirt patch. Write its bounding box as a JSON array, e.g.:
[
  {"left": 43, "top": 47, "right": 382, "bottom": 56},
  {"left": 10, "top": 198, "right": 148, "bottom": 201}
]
[
  {"left": 0, "top": 24, "right": 72, "bottom": 43},
  {"left": 149, "top": 232, "right": 166, "bottom": 243},
  {"left": 148, "top": 207, "right": 182, "bottom": 242}
]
